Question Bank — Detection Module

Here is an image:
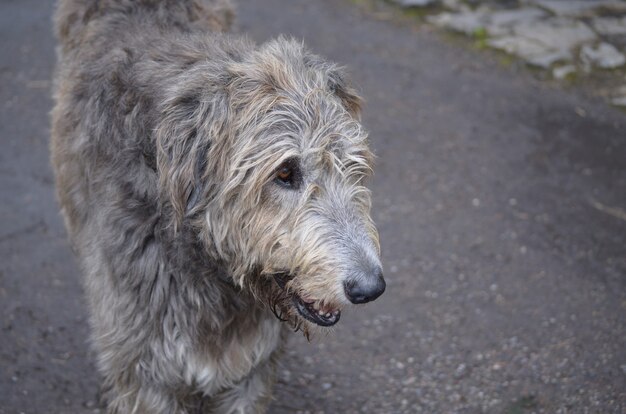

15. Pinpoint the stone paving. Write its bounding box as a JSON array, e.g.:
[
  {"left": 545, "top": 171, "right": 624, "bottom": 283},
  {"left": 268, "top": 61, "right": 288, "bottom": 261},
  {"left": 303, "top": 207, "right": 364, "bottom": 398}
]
[{"left": 393, "top": 0, "right": 626, "bottom": 107}]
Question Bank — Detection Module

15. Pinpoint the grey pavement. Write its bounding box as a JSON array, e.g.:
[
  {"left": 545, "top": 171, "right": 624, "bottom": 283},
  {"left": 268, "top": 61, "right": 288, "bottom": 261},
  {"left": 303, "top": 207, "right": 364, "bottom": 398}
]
[{"left": 1, "top": 0, "right": 625, "bottom": 413}]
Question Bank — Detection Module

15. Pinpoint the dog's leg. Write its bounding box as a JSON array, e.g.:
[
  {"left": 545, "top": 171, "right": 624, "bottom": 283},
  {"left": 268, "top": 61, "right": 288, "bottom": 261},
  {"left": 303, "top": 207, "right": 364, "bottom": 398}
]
[
  {"left": 104, "top": 381, "right": 188, "bottom": 414},
  {"left": 208, "top": 359, "right": 278, "bottom": 414}
]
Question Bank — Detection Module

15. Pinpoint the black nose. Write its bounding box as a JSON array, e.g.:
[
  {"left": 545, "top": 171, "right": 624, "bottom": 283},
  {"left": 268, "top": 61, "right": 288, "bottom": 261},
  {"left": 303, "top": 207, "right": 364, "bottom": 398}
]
[{"left": 344, "top": 268, "right": 386, "bottom": 304}]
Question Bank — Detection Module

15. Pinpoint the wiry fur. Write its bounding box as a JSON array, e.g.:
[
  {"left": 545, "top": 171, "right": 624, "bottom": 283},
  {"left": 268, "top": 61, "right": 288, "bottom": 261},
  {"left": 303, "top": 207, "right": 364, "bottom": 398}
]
[{"left": 51, "top": 1, "right": 381, "bottom": 413}]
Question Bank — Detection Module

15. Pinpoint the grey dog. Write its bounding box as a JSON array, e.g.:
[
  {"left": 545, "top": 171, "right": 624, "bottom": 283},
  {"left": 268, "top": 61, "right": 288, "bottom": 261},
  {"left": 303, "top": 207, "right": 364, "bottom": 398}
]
[{"left": 51, "top": 0, "right": 385, "bottom": 412}]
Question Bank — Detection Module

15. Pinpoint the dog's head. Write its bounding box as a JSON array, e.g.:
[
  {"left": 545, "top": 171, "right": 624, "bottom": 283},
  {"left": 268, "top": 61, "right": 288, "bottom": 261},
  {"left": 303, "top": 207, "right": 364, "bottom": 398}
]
[{"left": 157, "top": 37, "right": 384, "bottom": 333}]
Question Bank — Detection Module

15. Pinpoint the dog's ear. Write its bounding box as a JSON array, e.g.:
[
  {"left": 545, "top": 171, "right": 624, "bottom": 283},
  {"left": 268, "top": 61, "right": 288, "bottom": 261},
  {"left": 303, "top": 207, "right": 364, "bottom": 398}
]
[
  {"left": 183, "top": 136, "right": 208, "bottom": 214},
  {"left": 300, "top": 49, "right": 363, "bottom": 118},
  {"left": 327, "top": 68, "right": 363, "bottom": 119},
  {"left": 156, "top": 90, "right": 226, "bottom": 228}
]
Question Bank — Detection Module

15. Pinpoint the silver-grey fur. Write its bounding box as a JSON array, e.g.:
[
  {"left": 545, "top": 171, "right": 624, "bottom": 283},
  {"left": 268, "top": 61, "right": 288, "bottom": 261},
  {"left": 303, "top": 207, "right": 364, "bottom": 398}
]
[{"left": 51, "top": 1, "right": 383, "bottom": 412}]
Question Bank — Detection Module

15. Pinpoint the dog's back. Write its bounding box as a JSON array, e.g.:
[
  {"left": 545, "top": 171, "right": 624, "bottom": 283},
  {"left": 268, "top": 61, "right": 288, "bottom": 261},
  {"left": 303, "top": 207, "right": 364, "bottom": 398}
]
[
  {"left": 55, "top": 0, "right": 234, "bottom": 56},
  {"left": 51, "top": 0, "right": 239, "bottom": 240}
]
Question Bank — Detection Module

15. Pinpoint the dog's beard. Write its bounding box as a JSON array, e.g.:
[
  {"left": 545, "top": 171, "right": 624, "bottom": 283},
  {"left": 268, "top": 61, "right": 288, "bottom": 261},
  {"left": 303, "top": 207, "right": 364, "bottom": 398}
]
[
  {"left": 245, "top": 272, "right": 312, "bottom": 338},
  {"left": 247, "top": 272, "right": 345, "bottom": 342}
]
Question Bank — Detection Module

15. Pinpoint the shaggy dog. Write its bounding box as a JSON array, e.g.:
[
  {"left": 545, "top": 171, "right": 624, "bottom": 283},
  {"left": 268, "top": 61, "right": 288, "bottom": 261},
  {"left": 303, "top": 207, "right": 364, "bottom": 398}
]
[{"left": 51, "top": 0, "right": 385, "bottom": 412}]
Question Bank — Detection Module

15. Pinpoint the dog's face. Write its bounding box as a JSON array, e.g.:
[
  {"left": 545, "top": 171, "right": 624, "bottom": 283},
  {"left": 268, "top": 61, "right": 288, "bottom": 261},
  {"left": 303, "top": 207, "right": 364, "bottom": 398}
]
[
  {"left": 157, "top": 39, "right": 384, "bottom": 332},
  {"left": 258, "top": 119, "right": 384, "bottom": 329},
  {"left": 222, "top": 40, "right": 384, "bottom": 331}
]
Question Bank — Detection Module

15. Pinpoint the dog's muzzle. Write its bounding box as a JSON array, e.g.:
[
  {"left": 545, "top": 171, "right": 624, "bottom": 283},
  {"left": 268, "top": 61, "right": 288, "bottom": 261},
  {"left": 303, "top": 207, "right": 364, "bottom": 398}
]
[{"left": 273, "top": 273, "right": 341, "bottom": 327}]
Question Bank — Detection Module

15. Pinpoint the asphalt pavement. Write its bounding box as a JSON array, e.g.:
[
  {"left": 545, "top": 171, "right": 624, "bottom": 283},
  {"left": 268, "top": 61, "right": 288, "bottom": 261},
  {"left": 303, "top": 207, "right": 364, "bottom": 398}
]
[{"left": 1, "top": 0, "right": 625, "bottom": 413}]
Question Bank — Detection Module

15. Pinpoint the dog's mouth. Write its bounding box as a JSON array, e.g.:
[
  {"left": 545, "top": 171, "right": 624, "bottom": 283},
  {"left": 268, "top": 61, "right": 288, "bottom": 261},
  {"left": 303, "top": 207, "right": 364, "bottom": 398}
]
[
  {"left": 292, "top": 295, "right": 341, "bottom": 327},
  {"left": 273, "top": 273, "right": 341, "bottom": 327}
]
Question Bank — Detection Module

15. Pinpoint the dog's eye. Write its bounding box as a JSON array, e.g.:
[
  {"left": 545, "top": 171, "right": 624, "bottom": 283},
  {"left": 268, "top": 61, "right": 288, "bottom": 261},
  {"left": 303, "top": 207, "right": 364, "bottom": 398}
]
[
  {"left": 276, "top": 166, "right": 292, "bottom": 181},
  {"left": 274, "top": 160, "right": 301, "bottom": 189}
]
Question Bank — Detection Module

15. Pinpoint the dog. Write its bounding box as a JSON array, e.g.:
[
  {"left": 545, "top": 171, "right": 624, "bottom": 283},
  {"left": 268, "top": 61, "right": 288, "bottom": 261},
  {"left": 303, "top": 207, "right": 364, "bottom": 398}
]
[{"left": 51, "top": 0, "right": 384, "bottom": 412}]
